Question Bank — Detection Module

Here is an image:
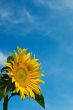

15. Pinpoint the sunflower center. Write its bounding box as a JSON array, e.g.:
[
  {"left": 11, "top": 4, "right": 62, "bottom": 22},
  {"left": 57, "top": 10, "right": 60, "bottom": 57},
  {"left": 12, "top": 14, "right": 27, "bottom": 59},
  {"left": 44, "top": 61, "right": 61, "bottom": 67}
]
[{"left": 17, "top": 69, "right": 26, "bottom": 79}]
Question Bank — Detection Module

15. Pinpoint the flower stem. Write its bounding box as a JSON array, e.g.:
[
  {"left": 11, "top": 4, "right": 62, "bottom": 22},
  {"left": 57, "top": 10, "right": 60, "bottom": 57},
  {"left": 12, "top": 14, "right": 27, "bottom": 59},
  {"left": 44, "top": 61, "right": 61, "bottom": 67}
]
[{"left": 3, "top": 95, "right": 8, "bottom": 110}]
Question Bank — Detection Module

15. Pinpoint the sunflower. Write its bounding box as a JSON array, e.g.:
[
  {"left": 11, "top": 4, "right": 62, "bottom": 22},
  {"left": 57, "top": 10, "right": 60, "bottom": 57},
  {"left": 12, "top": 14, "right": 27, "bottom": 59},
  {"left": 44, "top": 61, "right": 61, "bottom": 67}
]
[{"left": 5, "top": 47, "right": 44, "bottom": 100}]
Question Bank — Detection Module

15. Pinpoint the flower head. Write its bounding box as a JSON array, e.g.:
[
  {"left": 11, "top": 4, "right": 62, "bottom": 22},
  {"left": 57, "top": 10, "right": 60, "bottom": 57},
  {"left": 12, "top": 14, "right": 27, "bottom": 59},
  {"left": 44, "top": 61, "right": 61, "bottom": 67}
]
[{"left": 5, "top": 47, "right": 44, "bottom": 99}]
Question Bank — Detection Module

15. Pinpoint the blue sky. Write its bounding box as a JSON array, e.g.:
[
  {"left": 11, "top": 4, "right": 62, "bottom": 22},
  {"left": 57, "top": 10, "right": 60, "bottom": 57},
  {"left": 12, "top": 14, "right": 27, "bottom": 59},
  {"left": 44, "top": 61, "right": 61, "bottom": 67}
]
[{"left": 0, "top": 0, "right": 73, "bottom": 110}]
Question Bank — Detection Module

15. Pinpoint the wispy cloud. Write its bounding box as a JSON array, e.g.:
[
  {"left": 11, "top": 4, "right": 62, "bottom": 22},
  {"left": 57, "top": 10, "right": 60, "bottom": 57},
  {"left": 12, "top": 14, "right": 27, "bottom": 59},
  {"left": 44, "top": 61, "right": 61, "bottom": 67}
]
[
  {"left": 10, "top": 9, "right": 35, "bottom": 24},
  {"left": 0, "top": 52, "right": 7, "bottom": 66},
  {"left": 0, "top": 0, "right": 73, "bottom": 37},
  {"left": 21, "top": 9, "right": 35, "bottom": 23},
  {"left": 0, "top": 7, "right": 35, "bottom": 24},
  {"left": 0, "top": 6, "right": 36, "bottom": 35},
  {"left": 34, "top": 0, "right": 73, "bottom": 11},
  {"left": 0, "top": 8, "right": 11, "bottom": 26}
]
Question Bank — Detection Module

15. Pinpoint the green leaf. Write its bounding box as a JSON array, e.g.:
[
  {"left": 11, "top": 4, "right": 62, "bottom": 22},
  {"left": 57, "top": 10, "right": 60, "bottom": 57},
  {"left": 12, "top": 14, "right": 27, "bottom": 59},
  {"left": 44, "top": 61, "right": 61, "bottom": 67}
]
[
  {"left": 34, "top": 93, "right": 45, "bottom": 108},
  {"left": 0, "top": 76, "right": 6, "bottom": 100},
  {"left": 0, "top": 75, "right": 13, "bottom": 101},
  {"left": 0, "top": 74, "right": 2, "bottom": 79},
  {"left": 0, "top": 74, "right": 6, "bottom": 88},
  {"left": 2, "top": 74, "right": 9, "bottom": 80}
]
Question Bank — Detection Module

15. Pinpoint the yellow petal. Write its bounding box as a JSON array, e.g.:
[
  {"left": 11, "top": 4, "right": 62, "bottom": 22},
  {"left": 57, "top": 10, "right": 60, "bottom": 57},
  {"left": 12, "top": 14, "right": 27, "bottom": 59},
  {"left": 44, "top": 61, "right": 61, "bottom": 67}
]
[
  {"left": 7, "top": 72, "right": 13, "bottom": 77},
  {"left": 32, "top": 63, "right": 40, "bottom": 69},
  {"left": 30, "top": 72, "right": 44, "bottom": 77},
  {"left": 20, "top": 91, "right": 25, "bottom": 100},
  {"left": 4, "top": 62, "right": 13, "bottom": 70},
  {"left": 20, "top": 49, "right": 27, "bottom": 58},
  {"left": 31, "top": 79, "right": 45, "bottom": 84},
  {"left": 24, "top": 53, "right": 31, "bottom": 61},
  {"left": 24, "top": 88, "right": 29, "bottom": 96},
  {"left": 16, "top": 87, "right": 19, "bottom": 93},
  {"left": 12, "top": 78, "right": 15, "bottom": 83},
  {"left": 26, "top": 87, "right": 35, "bottom": 99},
  {"left": 17, "top": 47, "right": 22, "bottom": 53},
  {"left": 28, "top": 85, "right": 40, "bottom": 95},
  {"left": 15, "top": 82, "right": 19, "bottom": 87},
  {"left": 14, "top": 53, "right": 19, "bottom": 64},
  {"left": 30, "top": 82, "right": 41, "bottom": 90}
]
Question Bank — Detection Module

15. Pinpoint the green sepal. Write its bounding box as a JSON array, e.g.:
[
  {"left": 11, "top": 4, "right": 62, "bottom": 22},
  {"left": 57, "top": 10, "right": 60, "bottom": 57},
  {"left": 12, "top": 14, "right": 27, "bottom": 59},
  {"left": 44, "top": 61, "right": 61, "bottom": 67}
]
[
  {"left": 34, "top": 93, "right": 45, "bottom": 108},
  {"left": 2, "top": 74, "right": 9, "bottom": 80},
  {"left": 1, "top": 67, "right": 9, "bottom": 73},
  {"left": 1, "top": 56, "right": 14, "bottom": 73},
  {"left": 7, "top": 56, "right": 14, "bottom": 63}
]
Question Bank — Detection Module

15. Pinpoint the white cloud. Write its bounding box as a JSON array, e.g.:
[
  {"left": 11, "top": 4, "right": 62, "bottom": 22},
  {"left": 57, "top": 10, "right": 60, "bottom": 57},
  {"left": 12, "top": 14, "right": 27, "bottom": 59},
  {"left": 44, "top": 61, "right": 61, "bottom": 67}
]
[
  {"left": 0, "top": 52, "right": 7, "bottom": 65},
  {"left": 34, "top": 0, "right": 73, "bottom": 11}
]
